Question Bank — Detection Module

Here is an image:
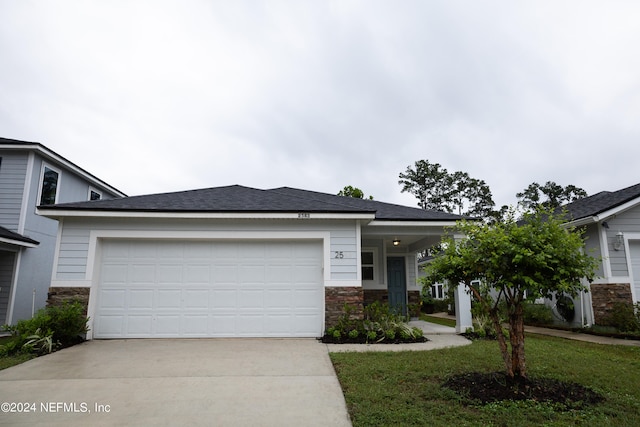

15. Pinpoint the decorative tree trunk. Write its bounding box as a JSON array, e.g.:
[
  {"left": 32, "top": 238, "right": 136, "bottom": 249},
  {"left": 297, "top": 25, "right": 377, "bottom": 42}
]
[
  {"left": 489, "top": 307, "right": 513, "bottom": 378},
  {"left": 508, "top": 303, "right": 526, "bottom": 379}
]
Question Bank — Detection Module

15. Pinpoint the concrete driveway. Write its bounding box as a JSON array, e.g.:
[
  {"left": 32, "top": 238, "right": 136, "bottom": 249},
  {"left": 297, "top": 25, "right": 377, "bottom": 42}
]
[{"left": 0, "top": 339, "right": 352, "bottom": 427}]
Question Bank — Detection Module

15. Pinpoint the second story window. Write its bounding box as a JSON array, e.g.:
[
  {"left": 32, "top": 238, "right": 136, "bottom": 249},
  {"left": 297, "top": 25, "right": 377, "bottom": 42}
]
[{"left": 39, "top": 165, "right": 60, "bottom": 205}]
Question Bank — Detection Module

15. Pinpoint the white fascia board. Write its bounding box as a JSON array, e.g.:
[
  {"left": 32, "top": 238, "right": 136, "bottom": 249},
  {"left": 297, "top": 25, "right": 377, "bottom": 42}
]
[
  {"left": 564, "top": 197, "right": 640, "bottom": 228},
  {"left": 1, "top": 143, "right": 127, "bottom": 197},
  {"left": 367, "top": 220, "right": 459, "bottom": 227},
  {"left": 595, "top": 198, "right": 640, "bottom": 222},
  {"left": 36, "top": 209, "right": 375, "bottom": 220},
  {"left": 563, "top": 216, "right": 598, "bottom": 228}
]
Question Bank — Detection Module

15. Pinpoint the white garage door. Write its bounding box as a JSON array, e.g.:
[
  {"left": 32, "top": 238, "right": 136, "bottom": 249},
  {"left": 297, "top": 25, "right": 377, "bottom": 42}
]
[{"left": 94, "top": 240, "right": 324, "bottom": 338}]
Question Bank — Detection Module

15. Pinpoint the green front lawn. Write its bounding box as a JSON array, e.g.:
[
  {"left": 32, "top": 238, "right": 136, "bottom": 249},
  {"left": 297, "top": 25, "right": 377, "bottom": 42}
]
[
  {"left": 0, "top": 336, "right": 35, "bottom": 370},
  {"left": 330, "top": 335, "right": 640, "bottom": 426}
]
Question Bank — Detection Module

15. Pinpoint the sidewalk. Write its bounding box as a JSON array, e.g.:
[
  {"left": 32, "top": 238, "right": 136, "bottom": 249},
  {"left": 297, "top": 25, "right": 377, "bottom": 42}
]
[{"left": 429, "top": 312, "right": 640, "bottom": 347}]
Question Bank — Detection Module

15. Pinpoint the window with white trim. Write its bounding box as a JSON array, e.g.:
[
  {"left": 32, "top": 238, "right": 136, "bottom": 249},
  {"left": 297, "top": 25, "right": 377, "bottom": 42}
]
[
  {"left": 431, "top": 283, "right": 445, "bottom": 299},
  {"left": 39, "top": 164, "right": 60, "bottom": 205},
  {"left": 361, "top": 250, "right": 375, "bottom": 281}
]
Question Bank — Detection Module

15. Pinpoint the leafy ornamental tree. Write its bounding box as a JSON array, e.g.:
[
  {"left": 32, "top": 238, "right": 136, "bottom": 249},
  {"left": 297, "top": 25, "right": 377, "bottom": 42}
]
[
  {"left": 423, "top": 208, "right": 598, "bottom": 380},
  {"left": 398, "top": 160, "right": 495, "bottom": 218},
  {"left": 338, "top": 185, "right": 373, "bottom": 199},
  {"left": 516, "top": 181, "right": 587, "bottom": 212}
]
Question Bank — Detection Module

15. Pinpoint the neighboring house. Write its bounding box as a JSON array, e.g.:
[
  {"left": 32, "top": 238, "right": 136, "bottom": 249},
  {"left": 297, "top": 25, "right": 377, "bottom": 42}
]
[
  {"left": 0, "top": 138, "right": 126, "bottom": 325},
  {"left": 558, "top": 182, "right": 640, "bottom": 326},
  {"left": 37, "top": 185, "right": 470, "bottom": 339}
]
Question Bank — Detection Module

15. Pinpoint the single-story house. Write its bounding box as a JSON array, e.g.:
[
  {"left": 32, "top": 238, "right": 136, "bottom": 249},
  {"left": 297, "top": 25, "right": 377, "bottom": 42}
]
[
  {"left": 38, "top": 185, "right": 472, "bottom": 339},
  {"left": 560, "top": 182, "right": 640, "bottom": 326}
]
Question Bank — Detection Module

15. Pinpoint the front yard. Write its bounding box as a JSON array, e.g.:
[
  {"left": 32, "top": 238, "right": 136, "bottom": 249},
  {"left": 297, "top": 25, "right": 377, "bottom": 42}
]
[
  {"left": 330, "top": 334, "right": 640, "bottom": 426},
  {"left": 0, "top": 336, "right": 34, "bottom": 370}
]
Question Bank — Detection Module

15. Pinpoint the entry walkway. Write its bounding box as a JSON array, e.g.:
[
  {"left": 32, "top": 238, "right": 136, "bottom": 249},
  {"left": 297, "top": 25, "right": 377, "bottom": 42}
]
[{"left": 429, "top": 312, "right": 640, "bottom": 347}]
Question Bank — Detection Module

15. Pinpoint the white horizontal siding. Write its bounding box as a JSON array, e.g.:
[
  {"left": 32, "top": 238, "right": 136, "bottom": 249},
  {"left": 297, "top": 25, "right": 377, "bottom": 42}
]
[
  {"left": 0, "top": 153, "right": 28, "bottom": 231},
  {"left": 607, "top": 205, "right": 640, "bottom": 277},
  {"left": 54, "top": 218, "right": 359, "bottom": 283}
]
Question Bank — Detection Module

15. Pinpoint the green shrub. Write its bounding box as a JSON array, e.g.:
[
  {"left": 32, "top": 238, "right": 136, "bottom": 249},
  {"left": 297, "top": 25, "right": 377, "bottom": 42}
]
[
  {"left": 523, "top": 303, "right": 554, "bottom": 325},
  {"left": 605, "top": 302, "right": 640, "bottom": 332},
  {"left": 325, "top": 301, "right": 425, "bottom": 343},
  {"left": 1, "top": 300, "right": 88, "bottom": 356},
  {"left": 22, "top": 328, "right": 55, "bottom": 355}
]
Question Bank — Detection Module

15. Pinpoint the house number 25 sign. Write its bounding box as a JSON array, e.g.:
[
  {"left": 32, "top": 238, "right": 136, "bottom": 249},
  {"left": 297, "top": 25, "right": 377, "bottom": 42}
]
[{"left": 334, "top": 251, "right": 344, "bottom": 259}]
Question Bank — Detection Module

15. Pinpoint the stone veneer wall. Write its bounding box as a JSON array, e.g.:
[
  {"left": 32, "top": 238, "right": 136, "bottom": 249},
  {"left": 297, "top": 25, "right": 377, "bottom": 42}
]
[
  {"left": 408, "top": 290, "right": 421, "bottom": 317},
  {"left": 363, "top": 289, "right": 421, "bottom": 317},
  {"left": 363, "top": 289, "right": 388, "bottom": 305},
  {"left": 47, "top": 287, "right": 90, "bottom": 315},
  {"left": 325, "top": 287, "right": 364, "bottom": 329},
  {"left": 590, "top": 283, "right": 633, "bottom": 325}
]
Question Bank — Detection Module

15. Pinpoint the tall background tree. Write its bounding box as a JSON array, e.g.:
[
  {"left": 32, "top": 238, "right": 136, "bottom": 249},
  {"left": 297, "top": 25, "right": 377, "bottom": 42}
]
[
  {"left": 516, "top": 181, "right": 587, "bottom": 212},
  {"left": 337, "top": 185, "right": 373, "bottom": 199},
  {"left": 398, "top": 160, "right": 495, "bottom": 218},
  {"left": 424, "top": 208, "right": 598, "bottom": 380}
]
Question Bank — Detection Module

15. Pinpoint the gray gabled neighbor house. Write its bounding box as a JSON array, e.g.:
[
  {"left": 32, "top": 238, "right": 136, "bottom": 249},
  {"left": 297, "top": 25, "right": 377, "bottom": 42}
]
[
  {"left": 0, "top": 138, "right": 126, "bottom": 325},
  {"left": 37, "top": 185, "right": 471, "bottom": 339},
  {"left": 559, "top": 182, "right": 640, "bottom": 326}
]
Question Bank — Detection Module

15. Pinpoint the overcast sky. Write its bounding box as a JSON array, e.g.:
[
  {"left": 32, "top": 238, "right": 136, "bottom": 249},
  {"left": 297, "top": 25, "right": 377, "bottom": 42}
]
[{"left": 2, "top": 1, "right": 639, "bottom": 209}]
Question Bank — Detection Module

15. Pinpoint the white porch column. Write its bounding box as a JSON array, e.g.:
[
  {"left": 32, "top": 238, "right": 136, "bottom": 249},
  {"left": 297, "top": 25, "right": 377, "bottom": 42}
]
[{"left": 454, "top": 283, "right": 473, "bottom": 333}]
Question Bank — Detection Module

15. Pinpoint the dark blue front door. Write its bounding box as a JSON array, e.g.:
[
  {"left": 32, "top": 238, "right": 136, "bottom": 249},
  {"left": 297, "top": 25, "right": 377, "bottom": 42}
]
[{"left": 387, "top": 257, "right": 407, "bottom": 315}]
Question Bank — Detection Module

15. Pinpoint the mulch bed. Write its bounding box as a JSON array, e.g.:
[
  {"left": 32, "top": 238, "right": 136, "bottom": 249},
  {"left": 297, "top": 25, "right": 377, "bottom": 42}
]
[
  {"left": 320, "top": 335, "right": 428, "bottom": 344},
  {"left": 443, "top": 371, "right": 605, "bottom": 409}
]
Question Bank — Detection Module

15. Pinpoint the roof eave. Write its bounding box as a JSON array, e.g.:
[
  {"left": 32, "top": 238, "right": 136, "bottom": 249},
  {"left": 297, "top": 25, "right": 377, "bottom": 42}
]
[
  {"left": 367, "top": 219, "right": 461, "bottom": 227},
  {"left": 0, "top": 236, "right": 39, "bottom": 248},
  {"left": 36, "top": 208, "right": 376, "bottom": 220}
]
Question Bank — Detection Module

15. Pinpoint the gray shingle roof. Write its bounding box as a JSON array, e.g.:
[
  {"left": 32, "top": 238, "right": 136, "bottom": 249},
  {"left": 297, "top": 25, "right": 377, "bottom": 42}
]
[
  {"left": 562, "top": 182, "right": 640, "bottom": 220},
  {"left": 0, "top": 226, "right": 39, "bottom": 246},
  {"left": 41, "top": 185, "right": 465, "bottom": 221}
]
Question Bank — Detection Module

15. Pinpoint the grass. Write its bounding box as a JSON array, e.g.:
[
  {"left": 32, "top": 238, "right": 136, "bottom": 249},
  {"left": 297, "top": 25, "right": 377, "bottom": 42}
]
[
  {"left": 0, "top": 336, "right": 35, "bottom": 371},
  {"left": 421, "top": 313, "right": 457, "bottom": 327},
  {"left": 330, "top": 334, "right": 640, "bottom": 426}
]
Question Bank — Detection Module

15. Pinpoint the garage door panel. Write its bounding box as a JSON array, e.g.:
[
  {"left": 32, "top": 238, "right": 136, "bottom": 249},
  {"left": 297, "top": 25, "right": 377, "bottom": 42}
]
[
  {"left": 182, "top": 315, "right": 208, "bottom": 335},
  {"left": 211, "top": 289, "right": 237, "bottom": 307},
  {"left": 131, "top": 264, "right": 156, "bottom": 284},
  {"left": 157, "top": 290, "right": 181, "bottom": 308},
  {"left": 265, "top": 289, "right": 292, "bottom": 308},
  {"left": 155, "top": 316, "right": 181, "bottom": 336},
  {"left": 101, "top": 264, "right": 128, "bottom": 284},
  {"left": 158, "top": 265, "right": 183, "bottom": 283},
  {"left": 127, "top": 315, "right": 153, "bottom": 335},
  {"left": 99, "top": 289, "right": 127, "bottom": 309},
  {"left": 240, "top": 289, "right": 265, "bottom": 308},
  {"left": 130, "top": 242, "right": 157, "bottom": 259},
  {"left": 209, "top": 314, "right": 236, "bottom": 335},
  {"left": 237, "top": 315, "right": 264, "bottom": 335},
  {"left": 95, "top": 315, "right": 124, "bottom": 336},
  {"left": 95, "top": 240, "right": 323, "bottom": 338},
  {"left": 184, "top": 290, "right": 209, "bottom": 308},
  {"left": 214, "top": 265, "right": 238, "bottom": 283},
  {"left": 240, "top": 265, "right": 266, "bottom": 283},
  {"left": 129, "top": 290, "right": 154, "bottom": 309},
  {"left": 294, "top": 290, "right": 321, "bottom": 308}
]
